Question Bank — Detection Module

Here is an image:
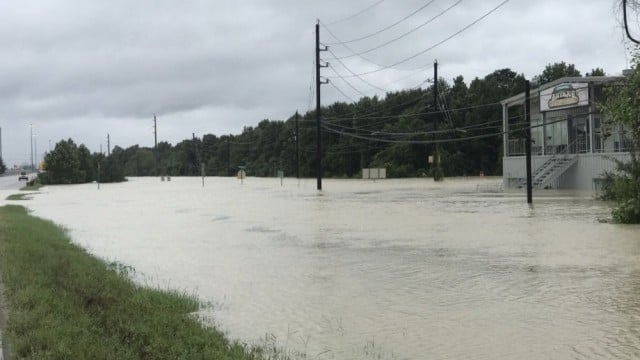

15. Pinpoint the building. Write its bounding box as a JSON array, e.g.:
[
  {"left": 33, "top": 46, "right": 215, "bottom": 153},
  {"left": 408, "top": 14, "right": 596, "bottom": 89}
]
[{"left": 501, "top": 76, "right": 632, "bottom": 191}]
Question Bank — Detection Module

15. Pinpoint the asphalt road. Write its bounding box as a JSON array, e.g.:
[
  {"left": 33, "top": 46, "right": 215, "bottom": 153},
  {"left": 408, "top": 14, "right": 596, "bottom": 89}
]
[{"left": 0, "top": 173, "right": 34, "bottom": 191}]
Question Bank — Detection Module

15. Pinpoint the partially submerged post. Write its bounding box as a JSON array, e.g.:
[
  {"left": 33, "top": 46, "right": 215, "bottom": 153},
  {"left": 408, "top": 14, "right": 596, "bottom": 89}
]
[
  {"left": 237, "top": 166, "right": 246, "bottom": 185},
  {"left": 525, "top": 80, "right": 533, "bottom": 204},
  {"left": 201, "top": 163, "right": 205, "bottom": 187}
]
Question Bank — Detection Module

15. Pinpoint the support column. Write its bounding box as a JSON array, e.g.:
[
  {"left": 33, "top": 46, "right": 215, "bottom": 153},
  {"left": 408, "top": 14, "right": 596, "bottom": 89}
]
[{"left": 502, "top": 103, "right": 508, "bottom": 157}]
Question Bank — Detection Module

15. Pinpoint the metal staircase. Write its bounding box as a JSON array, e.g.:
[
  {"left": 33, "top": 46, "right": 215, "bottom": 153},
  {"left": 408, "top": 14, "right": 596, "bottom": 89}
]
[
  {"left": 531, "top": 155, "right": 577, "bottom": 189},
  {"left": 519, "top": 142, "right": 578, "bottom": 189}
]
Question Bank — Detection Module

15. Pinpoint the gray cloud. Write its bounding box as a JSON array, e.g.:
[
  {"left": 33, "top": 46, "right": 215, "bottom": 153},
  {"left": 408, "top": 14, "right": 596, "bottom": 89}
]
[{"left": 0, "top": 0, "right": 631, "bottom": 166}]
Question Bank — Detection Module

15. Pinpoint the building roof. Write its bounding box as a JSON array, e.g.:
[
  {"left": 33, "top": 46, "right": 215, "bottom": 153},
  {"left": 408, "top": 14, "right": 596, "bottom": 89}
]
[{"left": 500, "top": 76, "right": 625, "bottom": 106}]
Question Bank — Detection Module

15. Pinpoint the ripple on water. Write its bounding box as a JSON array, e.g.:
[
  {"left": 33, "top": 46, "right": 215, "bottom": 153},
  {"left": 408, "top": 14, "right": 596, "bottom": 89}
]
[{"left": 20, "top": 177, "right": 640, "bottom": 360}]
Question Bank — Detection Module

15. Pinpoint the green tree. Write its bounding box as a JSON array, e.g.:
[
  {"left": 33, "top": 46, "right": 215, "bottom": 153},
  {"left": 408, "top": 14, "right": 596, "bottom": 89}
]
[
  {"left": 123, "top": 148, "right": 156, "bottom": 176},
  {"left": 40, "top": 139, "right": 125, "bottom": 184},
  {"left": 538, "top": 62, "right": 581, "bottom": 84},
  {"left": 42, "top": 139, "right": 82, "bottom": 184},
  {"left": 586, "top": 67, "right": 606, "bottom": 76},
  {"left": 599, "top": 51, "right": 640, "bottom": 223},
  {"left": 77, "top": 144, "right": 94, "bottom": 183},
  {"left": 99, "top": 155, "right": 126, "bottom": 183},
  {"left": 0, "top": 156, "right": 6, "bottom": 174}
]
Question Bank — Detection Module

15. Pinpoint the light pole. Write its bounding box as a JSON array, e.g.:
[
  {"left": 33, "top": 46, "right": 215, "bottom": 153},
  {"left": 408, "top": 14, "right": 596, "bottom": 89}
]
[
  {"left": 29, "top": 123, "right": 34, "bottom": 169},
  {"left": 33, "top": 135, "right": 38, "bottom": 170}
]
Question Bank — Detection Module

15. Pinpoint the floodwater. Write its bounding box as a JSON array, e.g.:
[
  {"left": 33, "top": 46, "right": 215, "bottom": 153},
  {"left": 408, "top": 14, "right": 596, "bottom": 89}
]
[{"left": 9, "top": 177, "right": 640, "bottom": 359}]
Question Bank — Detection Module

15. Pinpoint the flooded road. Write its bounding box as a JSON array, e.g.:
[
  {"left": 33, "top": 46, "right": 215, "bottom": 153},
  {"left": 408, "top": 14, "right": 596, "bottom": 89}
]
[{"left": 11, "top": 177, "right": 640, "bottom": 359}]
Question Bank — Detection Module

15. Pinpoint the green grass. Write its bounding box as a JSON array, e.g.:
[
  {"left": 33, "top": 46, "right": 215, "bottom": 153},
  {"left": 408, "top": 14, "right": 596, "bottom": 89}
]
[
  {"left": 0, "top": 205, "right": 272, "bottom": 359},
  {"left": 19, "top": 183, "right": 43, "bottom": 191},
  {"left": 5, "top": 193, "right": 33, "bottom": 201}
]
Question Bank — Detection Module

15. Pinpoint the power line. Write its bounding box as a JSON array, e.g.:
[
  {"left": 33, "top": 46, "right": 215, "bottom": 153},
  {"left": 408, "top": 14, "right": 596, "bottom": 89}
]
[
  {"left": 320, "top": 20, "right": 434, "bottom": 88},
  {"left": 325, "top": 116, "right": 533, "bottom": 139},
  {"left": 327, "top": 64, "right": 370, "bottom": 98},
  {"left": 332, "top": 0, "right": 512, "bottom": 78},
  {"left": 325, "top": 0, "right": 438, "bottom": 45},
  {"left": 326, "top": 0, "right": 386, "bottom": 26},
  {"left": 321, "top": 16, "right": 439, "bottom": 95},
  {"left": 324, "top": 102, "right": 502, "bottom": 121},
  {"left": 623, "top": 0, "right": 640, "bottom": 44},
  {"left": 328, "top": 80, "right": 357, "bottom": 103},
  {"left": 325, "top": 47, "right": 390, "bottom": 93},
  {"left": 320, "top": 90, "right": 428, "bottom": 123},
  {"left": 329, "top": 0, "right": 464, "bottom": 60},
  {"left": 324, "top": 112, "right": 519, "bottom": 137},
  {"left": 324, "top": 122, "right": 502, "bottom": 144},
  {"left": 307, "top": 32, "right": 317, "bottom": 112},
  {"left": 322, "top": 110, "right": 595, "bottom": 145},
  {"left": 320, "top": 20, "right": 390, "bottom": 70}
]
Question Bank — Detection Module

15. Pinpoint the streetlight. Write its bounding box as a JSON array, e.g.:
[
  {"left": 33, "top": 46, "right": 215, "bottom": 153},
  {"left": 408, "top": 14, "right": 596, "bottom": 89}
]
[
  {"left": 33, "top": 134, "right": 38, "bottom": 170},
  {"left": 29, "top": 123, "right": 33, "bottom": 170}
]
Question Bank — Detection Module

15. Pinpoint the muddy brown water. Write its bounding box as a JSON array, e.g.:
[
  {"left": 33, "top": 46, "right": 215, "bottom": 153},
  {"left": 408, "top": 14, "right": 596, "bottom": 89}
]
[{"left": 15, "top": 177, "right": 640, "bottom": 359}]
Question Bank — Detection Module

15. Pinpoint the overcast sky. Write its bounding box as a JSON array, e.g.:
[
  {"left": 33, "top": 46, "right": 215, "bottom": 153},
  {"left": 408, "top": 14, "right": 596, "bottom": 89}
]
[{"left": 0, "top": 0, "right": 634, "bottom": 167}]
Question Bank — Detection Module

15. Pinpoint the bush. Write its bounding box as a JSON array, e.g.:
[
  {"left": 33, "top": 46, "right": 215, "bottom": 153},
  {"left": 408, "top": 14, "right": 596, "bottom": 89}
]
[
  {"left": 599, "top": 158, "right": 640, "bottom": 224},
  {"left": 612, "top": 197, "right": 640, "bottom": 224}
]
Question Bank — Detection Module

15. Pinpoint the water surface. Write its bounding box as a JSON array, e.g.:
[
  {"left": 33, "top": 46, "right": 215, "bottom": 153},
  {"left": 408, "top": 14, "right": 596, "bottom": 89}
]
[{"left": 15, "top": 177, "right": 640, "bottom": 359}]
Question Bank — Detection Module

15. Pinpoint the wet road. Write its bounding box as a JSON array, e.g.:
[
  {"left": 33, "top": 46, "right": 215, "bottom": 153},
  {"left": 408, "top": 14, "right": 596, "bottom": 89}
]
[{"left": 0, "top": 173, "right": 33, "bottom": 191}]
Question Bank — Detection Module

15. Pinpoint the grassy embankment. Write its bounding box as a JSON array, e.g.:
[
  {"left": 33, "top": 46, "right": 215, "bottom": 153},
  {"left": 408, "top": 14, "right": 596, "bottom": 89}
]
[
  {"left": 4, "top": 182, "right": 44, "bottom": 200},
  {"left": 19, "top": 183, "right": 43, "bottom": 191},
  {"left": 0, "top": 205, "right": 268, "bottom": 359}
]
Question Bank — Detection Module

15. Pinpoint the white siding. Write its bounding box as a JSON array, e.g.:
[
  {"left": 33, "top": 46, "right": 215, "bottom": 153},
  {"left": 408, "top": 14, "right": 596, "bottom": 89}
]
[{"left": 503, "top": 153, "right": 631, "bottom": 190}]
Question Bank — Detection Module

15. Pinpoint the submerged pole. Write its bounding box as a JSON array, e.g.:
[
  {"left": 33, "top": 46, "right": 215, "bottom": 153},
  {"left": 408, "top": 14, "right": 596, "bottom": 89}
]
[{"left": 525, "top": 80, "right": 533, "bottom": 204}]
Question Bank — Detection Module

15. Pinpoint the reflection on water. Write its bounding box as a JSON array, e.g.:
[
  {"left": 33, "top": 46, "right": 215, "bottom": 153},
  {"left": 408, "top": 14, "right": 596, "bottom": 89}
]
[{"left": 20, "top": 177, "right": 640, "bottom": 359}]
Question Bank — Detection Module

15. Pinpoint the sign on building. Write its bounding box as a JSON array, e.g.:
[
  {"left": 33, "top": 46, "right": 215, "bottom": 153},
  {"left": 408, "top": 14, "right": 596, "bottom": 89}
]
[{"left": 540, "top": 82, "right": 589, "bottom": 112}]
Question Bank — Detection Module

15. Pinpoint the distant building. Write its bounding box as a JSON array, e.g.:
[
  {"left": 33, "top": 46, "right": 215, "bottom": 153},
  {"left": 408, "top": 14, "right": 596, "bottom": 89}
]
[{"left": 501, "top": 76, "right": 632, "bottom": 191}]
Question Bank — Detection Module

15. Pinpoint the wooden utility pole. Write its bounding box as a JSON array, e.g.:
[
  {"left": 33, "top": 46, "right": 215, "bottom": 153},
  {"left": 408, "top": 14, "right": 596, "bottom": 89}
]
[
  {"left": 295, "top": 111, "right": 300, "bottom": 179},
  {"left": 525, "top": 80, "right": 533, "bottom": 204},
  {"left": 153, "top": 114, "right": 158, "bottom": 149},
  {"left": 227, "top": 135, "right": 231, "bottom": 176},
  {"left": 30, "top": 123, "right": 33, "bottom": 169},
  {"left": 107, "top": 133, "right": 110, "bottom": 156},
  {"left": 432, "top": 60, "right": 443, "bottom": 181},
  {"left": 153, "top": 114, "right": 158, "bottom": 176},
  {"left": 315, "top": 21, "right": 328, "bottom": 190}
]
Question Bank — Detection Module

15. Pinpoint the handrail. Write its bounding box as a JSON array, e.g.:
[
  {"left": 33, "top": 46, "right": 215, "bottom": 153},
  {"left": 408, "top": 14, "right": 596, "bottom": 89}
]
[{"left": 519, "top": 140, "right": 578, "bottom": 188}]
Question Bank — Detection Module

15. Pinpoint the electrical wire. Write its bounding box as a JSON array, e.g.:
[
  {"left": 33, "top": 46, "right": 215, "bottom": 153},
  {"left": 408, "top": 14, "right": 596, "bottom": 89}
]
[
  {"left": 323, "top": 112, "right": 520, "bottom": 137},
  {"left": 328, "top": 80, "right": 357, "bottom": 103},
  {"left": 326, "top": 0, "right": 386, "bottom": 26},
  {"left": 333, "top": 0, "right": 512, "bottom": 78},
  {"left": 325, "top": 0, "right": 438, "bottom": 45},
  {"left": 308, "top": 32, "right": 317, "bottom": 112},
  {"left": 319, "top": 20, "right": 391, "bottom": 69},
  {"left": 324, "top": 122, "right": 502, "bottom": 144},
  {"left": 325, "top": 109, "right": 572, "bottom": 143},
  {"left": 325, "top": 47, "right": 390, "bottom": 93},
  {"left": 329, "top": 0, "right": 464, "bottom": 60},
  {"left": 318, "top": 87, "right": 429, "bottom": 122},
  {"left": 322, "top": 110, "right": 595, "bottom": 145},
  {"left": 324, "top": 102, "right": 501, "bottom": 121},
  {"left": 623, "top": 0, "right": 640, "bottom": 44},
  {"left": 327, "top": 64, "right": 370, "bottom": 98},
  {"left": 320, "top": 20, "right": 434, "bottom": 90}
]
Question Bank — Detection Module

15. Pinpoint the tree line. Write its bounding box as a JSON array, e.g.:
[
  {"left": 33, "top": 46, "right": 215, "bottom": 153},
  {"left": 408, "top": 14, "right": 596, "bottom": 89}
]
[{"left": 42, "top": 62, "right": 604, "bottom": 183}]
